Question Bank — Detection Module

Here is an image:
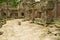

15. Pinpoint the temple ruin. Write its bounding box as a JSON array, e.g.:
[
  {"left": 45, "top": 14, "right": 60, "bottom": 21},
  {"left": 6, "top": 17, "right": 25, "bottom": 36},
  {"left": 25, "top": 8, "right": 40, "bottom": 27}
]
[{"left": 0, "top": 0, "right": 59, "bottom": 21}]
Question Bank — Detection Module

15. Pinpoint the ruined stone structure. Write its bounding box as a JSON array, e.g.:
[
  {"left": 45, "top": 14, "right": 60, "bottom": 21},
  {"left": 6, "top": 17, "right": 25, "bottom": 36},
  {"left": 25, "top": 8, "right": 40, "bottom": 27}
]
[
  {"left": 0, "top": 0, "right": 57, "bottom": 21},
  {"left": 56, "top": 0, "right": 60, "bottom": 18},
  {"left": 0, "top": 2, "right": 18, "bottom": 18}
]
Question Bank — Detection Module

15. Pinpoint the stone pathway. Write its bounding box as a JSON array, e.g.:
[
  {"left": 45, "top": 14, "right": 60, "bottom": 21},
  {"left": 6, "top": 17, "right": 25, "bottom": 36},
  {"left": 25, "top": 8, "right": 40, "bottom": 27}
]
[{"left": 0, "top": 19, "right": 59, "bottom": 40}]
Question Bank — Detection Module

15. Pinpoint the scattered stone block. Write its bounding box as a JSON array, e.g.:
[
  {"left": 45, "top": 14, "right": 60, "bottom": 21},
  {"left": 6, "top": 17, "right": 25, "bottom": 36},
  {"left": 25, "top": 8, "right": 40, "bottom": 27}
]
[
  {"left": 0, "top": 32, "right": 3, "bottom": 35},
  {"left": 18, "top": 22, "right": 21, "bottom": 25}
]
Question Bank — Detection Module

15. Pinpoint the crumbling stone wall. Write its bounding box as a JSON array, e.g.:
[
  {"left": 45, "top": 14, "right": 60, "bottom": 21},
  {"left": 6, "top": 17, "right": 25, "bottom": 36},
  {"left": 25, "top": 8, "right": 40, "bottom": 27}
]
[{"left": 0, "top": 0, "right": 57, "bottom": 22}]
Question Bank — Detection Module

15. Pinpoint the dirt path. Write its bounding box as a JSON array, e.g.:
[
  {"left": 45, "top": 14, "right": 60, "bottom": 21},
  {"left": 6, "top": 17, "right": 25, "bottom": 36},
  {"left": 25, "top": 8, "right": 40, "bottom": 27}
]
[{"left": 0, "top": 19, "right": 58, "bottom": 40}]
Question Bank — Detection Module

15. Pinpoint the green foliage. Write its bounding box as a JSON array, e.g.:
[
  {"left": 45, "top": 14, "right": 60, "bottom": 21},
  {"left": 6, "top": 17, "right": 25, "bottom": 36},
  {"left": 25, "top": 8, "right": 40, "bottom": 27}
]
[
  {"left": 9, "top": 1, "right": 18, "bottom": 7},
  {"left": 0, "top": 0, "right": 18, "bottom": 6},
  {"left": 8, "top": 0, "right": 18, "bottom": 7},
  {"left": 0, "top": 0, "right": 3, "bottom": 5}
]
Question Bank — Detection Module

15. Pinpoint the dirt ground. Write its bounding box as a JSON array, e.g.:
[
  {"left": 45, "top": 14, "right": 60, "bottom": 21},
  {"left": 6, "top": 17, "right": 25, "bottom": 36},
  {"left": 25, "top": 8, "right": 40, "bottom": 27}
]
[{"left": 0, "top": 19, "right": 59, "bottom": 40}]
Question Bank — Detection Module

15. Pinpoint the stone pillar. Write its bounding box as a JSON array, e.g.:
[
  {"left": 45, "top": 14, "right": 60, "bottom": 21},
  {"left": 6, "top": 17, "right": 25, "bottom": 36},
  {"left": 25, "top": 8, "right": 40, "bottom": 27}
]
[
  {"left": 7, "top": 11, "right": 10, "bottom": 17},
  {"left": 35, "top": 11, "right": 38, "bottom": 18},
  {"left": 41, "top": 11, "right": 47, "bottom": 24},
  {"left": 18, "top": 10, "right": 22, "bottom": 18},
  {"left": 31, "top": 9, "right": 35, "bottom": 20},
  {"left": 25, "top": 11, "right": 30, "bottom": 20}
]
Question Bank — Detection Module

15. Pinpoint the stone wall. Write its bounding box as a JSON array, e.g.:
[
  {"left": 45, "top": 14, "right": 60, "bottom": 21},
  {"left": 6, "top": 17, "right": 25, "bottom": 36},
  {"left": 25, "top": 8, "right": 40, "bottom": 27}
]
[
  {"left": 57, "top": 2, "right": 60, "bottom": 18},
  {"left": 0, "top": 0, "right": 57, "bottom": 20}
]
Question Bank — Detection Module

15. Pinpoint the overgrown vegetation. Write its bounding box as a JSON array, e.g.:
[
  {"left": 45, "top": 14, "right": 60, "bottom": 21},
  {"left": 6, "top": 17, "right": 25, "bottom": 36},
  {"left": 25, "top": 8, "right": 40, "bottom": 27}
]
[
  {"left": 0, "top": 0, "right": 18, "bottom": 7},
  {"left": 0, "top": 0, "right": 3, "bottom": 5}
]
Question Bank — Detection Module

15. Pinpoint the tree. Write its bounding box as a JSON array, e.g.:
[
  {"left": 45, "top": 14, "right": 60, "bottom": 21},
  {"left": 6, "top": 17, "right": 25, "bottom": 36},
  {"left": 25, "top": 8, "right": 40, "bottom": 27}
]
[
  {"left": 0, "top": 0, "right": 18, "bottom": 7},
  {"left": 8, "top": 0, "right": 18, "bottom": 7},
  {"left": 0, "top": 0, "right": 3, "bottom": 5}
]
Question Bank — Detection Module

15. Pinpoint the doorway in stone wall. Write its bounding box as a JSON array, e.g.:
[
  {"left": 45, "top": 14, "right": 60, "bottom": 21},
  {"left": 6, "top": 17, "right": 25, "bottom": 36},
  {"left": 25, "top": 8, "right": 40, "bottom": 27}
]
[{"left": 21, "top": 12, "right": 25, "bottom": 18}]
